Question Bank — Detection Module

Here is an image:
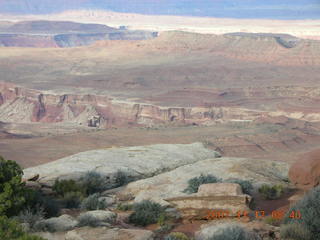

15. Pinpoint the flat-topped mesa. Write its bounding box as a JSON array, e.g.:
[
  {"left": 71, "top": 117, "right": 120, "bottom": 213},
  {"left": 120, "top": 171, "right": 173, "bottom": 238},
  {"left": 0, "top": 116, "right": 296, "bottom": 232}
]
[{"left": 166, "top": 183, "right": 252, "bottom": 220}]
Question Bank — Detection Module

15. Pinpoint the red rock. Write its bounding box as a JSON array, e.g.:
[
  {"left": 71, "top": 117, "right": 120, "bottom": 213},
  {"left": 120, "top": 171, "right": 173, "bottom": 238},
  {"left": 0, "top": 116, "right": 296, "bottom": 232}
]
[{"left": 289, "top": 149, "right": 320, "bottom": 189}]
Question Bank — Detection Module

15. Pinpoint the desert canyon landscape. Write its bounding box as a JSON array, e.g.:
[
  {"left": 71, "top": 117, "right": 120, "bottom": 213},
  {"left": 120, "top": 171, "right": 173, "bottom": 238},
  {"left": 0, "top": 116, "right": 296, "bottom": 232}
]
[{"left": 0, "top": 1, "right": 320, "bottom": 240}]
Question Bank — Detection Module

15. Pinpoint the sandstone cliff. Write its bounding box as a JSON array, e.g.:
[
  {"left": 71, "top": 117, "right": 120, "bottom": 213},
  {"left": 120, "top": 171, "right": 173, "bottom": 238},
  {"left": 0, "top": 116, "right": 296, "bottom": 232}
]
[{"left": 2, "top": 83, "right": 320, "bottom": 128}]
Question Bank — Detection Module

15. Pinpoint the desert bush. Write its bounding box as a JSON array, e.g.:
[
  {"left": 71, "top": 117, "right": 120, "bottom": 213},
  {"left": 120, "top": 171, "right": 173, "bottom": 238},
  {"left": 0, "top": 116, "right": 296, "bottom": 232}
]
[
  {"left": 80, "top": 193, "right": 107, "bottom": 210},
  {"left": 77, "top": 214, "right": 102, "bottom": 228},
  {"left": 201, "top": 224, "right": 260, "bottom": 240},
  {"left": 282, "top": 186, "right": 320, "bottom": 239},
  {"left": 164, "top": 232, "right": 190, "bottom": 240},
  {"left": 226, "top": 179, "right": 253, "bottom": 195},
  {"left": 155, "top": 223, "right": 174, "bottom": 234},
  {"left": 17, "top": 206, "right": 45, "bottom": 231},
  {"left": 129, "top": 200, "right": 165, "bottom": 226},
  {"left": 24, "top": 190, "right": 61, "bottom": 217},
  {"left": 0, "top": 156, "right": 28, "bottom": 217},
  {"left": 62, "top": 191, "right": 84, "bottom": 209},
  {"left": 280, "top": 223, "right": 311, "bottom": 240},
  {"left": 258, "top": 184, "right": 284, "bottom": 200},
  {"left": 183, "top": 174, "right": 220, "bottom": 194},
  {"left": 157, "top": 213, "right": 167, "bottom": 226},
  {"left": 0, "top": 216, "right": 46, "bottom": 240},
  {"left": 81, "top": 171, "right": 106, "bottom": 195},
  {"left": 52, "top": 179, "right": 84, "bottom": 197},
  {"left": 116, "top": 203, "right": 133, "bottom": 211},
  {"left": 114, "top": 170, "right": 130, "bottom": 187}
]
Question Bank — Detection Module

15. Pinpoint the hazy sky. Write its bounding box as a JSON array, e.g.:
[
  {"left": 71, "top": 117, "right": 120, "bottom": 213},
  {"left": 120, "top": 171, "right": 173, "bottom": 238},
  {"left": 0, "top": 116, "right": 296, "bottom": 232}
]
[{"left": 0, "top": 0, "right": 319, "bottom": 19}]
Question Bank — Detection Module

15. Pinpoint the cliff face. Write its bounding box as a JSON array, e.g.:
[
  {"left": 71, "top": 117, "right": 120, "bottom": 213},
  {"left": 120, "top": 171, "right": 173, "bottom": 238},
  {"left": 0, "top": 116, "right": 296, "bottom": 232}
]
[
  {"left": 0, "top": 20, "right": 158, "bottom": 48},
  {"left": 2, "top": 83, "right": 320, "bottom": 128},
  {"left": 0, "top": 82, "right": 273, "bottom": 128}
]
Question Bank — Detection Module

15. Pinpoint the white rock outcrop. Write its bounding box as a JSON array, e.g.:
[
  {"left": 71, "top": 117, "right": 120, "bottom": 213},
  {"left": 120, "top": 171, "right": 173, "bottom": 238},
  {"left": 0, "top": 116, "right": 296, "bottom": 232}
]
[
  {"left": 23, "top": 143, "right": 220, "bottom": 185},
  {"left": 120, "top": 157, "right": 289, "bottom": 205}
]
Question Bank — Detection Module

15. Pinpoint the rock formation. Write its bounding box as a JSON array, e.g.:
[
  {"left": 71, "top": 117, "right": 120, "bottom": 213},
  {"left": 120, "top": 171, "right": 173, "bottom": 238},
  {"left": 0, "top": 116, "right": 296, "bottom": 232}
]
[
  {"left": 120, "top": 157, "right": 289, "bottom": 205},
  {"left": 289, "top": 149, "right": 320, "bottom": 189},
  {"left": 2, "top": 83, "right": 320, "bottom": 128},
  {"left": 166, "top": 183, "right": 252, "bottom": 219},
  {"left": 23, "top": 143, "right": 220, "bottom": 185},
  {"left": 0, "top": 20, "right": 157, "bottom": 47}
]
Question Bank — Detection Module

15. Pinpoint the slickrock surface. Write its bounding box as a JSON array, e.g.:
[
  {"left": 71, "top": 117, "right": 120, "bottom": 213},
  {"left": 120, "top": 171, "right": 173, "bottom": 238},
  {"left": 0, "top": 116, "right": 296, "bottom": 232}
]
[
  {"left": 121, "top": 157, "right": 289, "bottom": 205},
  {"left": 37, "top": 227, "right": 154, "bottom": 240},
  {"left": 23, "top": 143, "right": 220, "bottom": 185}
]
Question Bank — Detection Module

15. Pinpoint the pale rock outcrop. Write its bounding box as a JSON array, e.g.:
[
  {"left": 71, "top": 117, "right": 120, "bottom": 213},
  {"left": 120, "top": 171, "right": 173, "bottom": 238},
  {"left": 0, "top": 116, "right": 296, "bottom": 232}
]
[
  {"left": 35, "top": 214, "right": 78, "bottom": 232},
  {"left": 197, "top": 183, "right": 243, "bottom": 196},
  {"left": 120, "top": 157, "right": 289, "bottom": 206},
  {"left": 195, "top": 223, "right": 261, "bottom": 240},
  {"left": 65, "top": 227, "right": 154, "bottom": 240},
  {"left": 78, "top": 210, "right": 117, "bottom": 225},
  {"left": 23, "top": 143, "right": 220, "bottom": 185}
]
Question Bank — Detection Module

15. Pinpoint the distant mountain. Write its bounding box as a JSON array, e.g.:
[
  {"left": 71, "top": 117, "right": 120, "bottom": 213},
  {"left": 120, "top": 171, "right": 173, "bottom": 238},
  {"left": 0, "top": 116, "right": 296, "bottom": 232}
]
[
  {"left": 4, "top": 20, "right": 117, "bottom": 34},
  {"left": 0, "top": 0, "right": 319, "bottom": 19},
  {"left": 0, "top": 20, "right": 157, "bottom": 47}
]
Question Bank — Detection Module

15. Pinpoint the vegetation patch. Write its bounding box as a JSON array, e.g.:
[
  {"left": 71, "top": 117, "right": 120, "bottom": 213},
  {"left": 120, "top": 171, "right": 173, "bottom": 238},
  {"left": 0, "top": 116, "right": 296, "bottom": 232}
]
[
  {"left": 183, "top": 174, "right": 220, "bottom": 194},
  {"left": 258, "top": 184, "right": 285, "bottom": 200},
  {"left": 282, "top": 186, "right": 320, "bottom": 240},
  {"left": 129, "top": 200, "right": 166, "bottom": 226},
  {"left": 164, "top": 232, "right": 190, "bottom": 240},
  {"left": 0, "top": 215, "right": 46, "bottom": 240},
  {"left": 80, "top": 193, "right": 108, "bottom": 211},
  {"left": 226, "top": 178, "right": 253, "bottom": 195}
]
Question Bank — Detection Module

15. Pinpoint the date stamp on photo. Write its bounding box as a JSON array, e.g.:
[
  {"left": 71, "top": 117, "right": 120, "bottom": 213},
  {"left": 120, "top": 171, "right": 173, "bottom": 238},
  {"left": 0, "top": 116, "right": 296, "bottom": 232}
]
[{"left": 203, "top": 210, "right": 302, "bottom": 220}]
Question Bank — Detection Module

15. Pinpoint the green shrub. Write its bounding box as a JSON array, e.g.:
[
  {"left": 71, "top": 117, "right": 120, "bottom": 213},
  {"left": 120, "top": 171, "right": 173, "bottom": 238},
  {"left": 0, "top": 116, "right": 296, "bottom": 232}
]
[
  {"left": 77, "top": 214, "right": 102, "bottom": 228},
  {"left": 258, "top": 184, "right": 284, "bottom": 200},
  {"left": 116, "top": 203, "right": 133, "bottom": 211},
  {"left": 114, "top": 170, "right": 130, "bottom": 187},
  {"left": 17, "top": 206, "right": 45, "bottom": 231},
  {"left": 280, "top": 223, "right": 311, "bottom": 240},
  {"left": 282, "top": 186, "right": 320, "bottom": 239},
  {"left": 81, "top": 171, "right": 106, "bottom": 195},
  {"left": 0, "top": 216, "right": 46, "bottom": 240},
  {"left": 80, "top": 193, "right": 108, "bottom": 210},
  {"left": 24, "top": 190, "right": 61, "bottom": 217},
  {"left": 157, "top": 213, "right": 167, "bottom": 226},
  {"left": 226, "top": 179, "right": 253, "bottom": 195},
  {"left": 62, "top": 191, "right": 84, "bottom": 209},
  {"left": 183, "top": 174, "right": 220, "bottom": 194},
  {"left": 129, "top": 200, "right": 165, "bottom": 226},
  {"left": 0, "top": 156, "right": 28, "bottom": 216},
  {"left": 165, "top": 232, "right": 190, "bottom": 240},
  {"left": 204, "top": 224, "right": 260, "bottom": 240},
  {"left": 52, "top": 179, "right": 84, "bottom": 197}
]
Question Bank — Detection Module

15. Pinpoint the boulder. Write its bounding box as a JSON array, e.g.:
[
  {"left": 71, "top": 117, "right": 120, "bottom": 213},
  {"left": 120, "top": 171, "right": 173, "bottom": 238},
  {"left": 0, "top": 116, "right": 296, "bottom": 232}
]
[
  {"left": 34, "top": 214, "right": 78, "bottom": 232},
  {"left": 197, "top": 183, "right": 243, "bottom": 196},
  {"left": 78, "top": 210, "right": 117, "bottom": 225},
  {"left": 23, "top": 143, "right": 220, "bottom": 185},
  {"left": 65, "top": 227, "right": 154, "bottom": 240},
  {"left": 289, "top": 149, "right": 320, "bottom": 189},
  {"left": 166, "top": 183, "right": 252, "bottom": 219},
  {"left": 99, "top": 196, "right": 115, "bottom": 206},
  {"left": 195, "top": 223, "right": 260, "bottom": 240}
]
